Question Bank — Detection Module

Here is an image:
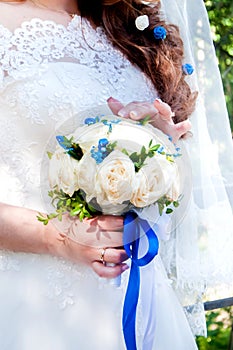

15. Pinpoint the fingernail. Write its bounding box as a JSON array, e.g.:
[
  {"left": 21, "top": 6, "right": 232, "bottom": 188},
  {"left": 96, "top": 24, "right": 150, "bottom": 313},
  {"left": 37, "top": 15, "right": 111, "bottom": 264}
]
[
  {"left": 107, "top": 96, "right": 114, "bottom": 103},
  {"left": 121, "top": 264, "right": 129, "bottom": 272},
  {"left": 118, "top": 109, "right": 128, "bottom": 118},
  {"left": 107, "top": 96, "right": 118, "bottom": 103},
  {"left": 155, "top": 98, "right": 162, "bottom": 103},
  {"left": 129, "top": 111, "right": 138, "bottom": 119}
]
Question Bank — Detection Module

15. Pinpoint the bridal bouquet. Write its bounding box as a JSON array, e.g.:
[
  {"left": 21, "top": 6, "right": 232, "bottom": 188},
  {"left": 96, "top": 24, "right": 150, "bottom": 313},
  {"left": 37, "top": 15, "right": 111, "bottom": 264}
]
[
  {"left": 38, "top": 115, "right": 181, "bottom": 225},
  {"left": 38, "top": 112, "right": 184, "bottom": 350}
]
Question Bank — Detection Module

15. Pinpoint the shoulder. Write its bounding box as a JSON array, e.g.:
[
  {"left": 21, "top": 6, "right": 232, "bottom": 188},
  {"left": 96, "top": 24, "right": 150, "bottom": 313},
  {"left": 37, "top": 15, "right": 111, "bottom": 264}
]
[
  {"left": 0, "top": 2, "right": 31, "bottom": 31},
  {"left": 0, "top": 2, "right": 72, "bottom": 32}
]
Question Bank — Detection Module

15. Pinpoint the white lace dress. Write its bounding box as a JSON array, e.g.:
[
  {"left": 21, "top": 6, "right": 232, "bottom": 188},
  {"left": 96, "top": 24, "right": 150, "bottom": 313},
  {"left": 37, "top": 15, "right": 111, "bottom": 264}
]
[{"left": 0, "top": 16, "right": 198, "bottom": 350}]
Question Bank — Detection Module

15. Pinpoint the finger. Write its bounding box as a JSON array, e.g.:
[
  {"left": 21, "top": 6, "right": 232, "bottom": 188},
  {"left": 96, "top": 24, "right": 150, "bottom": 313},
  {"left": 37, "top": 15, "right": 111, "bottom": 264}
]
[
  {"left": 153, "top": 99, "right": 173, "bottom": 121},
  {"left": 175, "top": 119, "right": 192, "bottom": 139},
  {"left": 107, "top": 97, "right": 124, "bottom": 115},
  {"left": 99, "top": 248, "right": 129, "bottom": 264},
  {"left": 96, "top": 215, "right": 123, "bottom": 231},
  {"left": 118, "top": 102, "right": 158, "bottom": 120},
  {"left": 92, "top": 261, "right": 129, "bottom": 279}
]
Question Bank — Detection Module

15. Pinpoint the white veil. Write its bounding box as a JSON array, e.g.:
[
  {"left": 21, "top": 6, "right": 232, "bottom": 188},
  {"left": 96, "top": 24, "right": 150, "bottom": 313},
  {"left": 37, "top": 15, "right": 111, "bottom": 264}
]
[{"left": 159, "top": 0, "right": 233, "bottom": 336}]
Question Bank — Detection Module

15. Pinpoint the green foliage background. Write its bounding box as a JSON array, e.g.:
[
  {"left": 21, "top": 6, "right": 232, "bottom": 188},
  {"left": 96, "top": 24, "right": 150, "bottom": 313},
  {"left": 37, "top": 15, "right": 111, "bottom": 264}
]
[
  {"left": 196, "top": 307, "right": 233, "bottom": 349},
  {"left": 204, "top": 0, "right": 233, "bottom": 131}
]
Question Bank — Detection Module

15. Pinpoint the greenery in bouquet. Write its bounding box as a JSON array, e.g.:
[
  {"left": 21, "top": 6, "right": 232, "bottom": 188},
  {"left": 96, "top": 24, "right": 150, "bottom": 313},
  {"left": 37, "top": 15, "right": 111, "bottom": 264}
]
[{"left": 38, "top": 116, "right": 181, "bottom": 225}]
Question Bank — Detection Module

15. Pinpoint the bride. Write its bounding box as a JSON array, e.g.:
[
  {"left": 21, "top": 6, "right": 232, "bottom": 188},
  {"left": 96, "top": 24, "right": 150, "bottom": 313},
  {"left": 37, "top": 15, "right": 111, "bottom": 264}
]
[{"left": 0, "top": 0, "right": 232, "bottom": 349}]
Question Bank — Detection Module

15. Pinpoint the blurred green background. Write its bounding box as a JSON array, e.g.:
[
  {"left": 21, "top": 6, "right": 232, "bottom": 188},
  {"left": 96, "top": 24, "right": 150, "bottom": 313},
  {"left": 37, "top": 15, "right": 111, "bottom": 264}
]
[
  {"left": 204, "top": 0, "right": 233, "bottom": 131},
  {"left": 195, "top": 2, "right": 233, "bottom": 348}
]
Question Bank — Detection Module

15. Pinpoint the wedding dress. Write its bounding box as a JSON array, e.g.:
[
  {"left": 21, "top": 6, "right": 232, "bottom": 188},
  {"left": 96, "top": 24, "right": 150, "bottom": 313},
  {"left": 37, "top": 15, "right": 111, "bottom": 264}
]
[{"left": 0, "top": 13, "right": 213, "bottom": 350}]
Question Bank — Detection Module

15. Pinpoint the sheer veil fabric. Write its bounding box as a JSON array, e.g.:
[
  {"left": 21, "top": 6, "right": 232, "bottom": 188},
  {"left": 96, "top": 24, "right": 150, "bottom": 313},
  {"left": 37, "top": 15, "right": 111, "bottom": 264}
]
[{"left": 159, "top": 0, "right": 233, "bottom": 334}]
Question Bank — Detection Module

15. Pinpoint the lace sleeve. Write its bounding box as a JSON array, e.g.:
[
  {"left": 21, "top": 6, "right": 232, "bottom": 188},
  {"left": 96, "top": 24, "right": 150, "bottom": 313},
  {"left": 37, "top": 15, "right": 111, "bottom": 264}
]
[{"left": 0, "top": 24, "right": 12, "bottom": 86}]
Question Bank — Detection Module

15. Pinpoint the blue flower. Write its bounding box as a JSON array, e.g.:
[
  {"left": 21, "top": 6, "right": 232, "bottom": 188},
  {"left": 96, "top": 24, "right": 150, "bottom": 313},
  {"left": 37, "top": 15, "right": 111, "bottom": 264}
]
[
  {"left": 98, "top": 138, "right": 109, "bottom": 148},
  {"left": 182, "top": 63, "right": 194, "bottom": 75},
  {"left": 91, "top": 138, "right": 111, "bottom": 164},
  {"left": 167, "top": 135, "right": 173, "bottom": 142},
  {"left": 84, "top": 116, "right": 100, "bottom": 125},
  {"left": 153, "top": 26, "right": 167, "bottom": 40},
  {"left": 56, "top": 135, "right": 73, "bottom": 151}
]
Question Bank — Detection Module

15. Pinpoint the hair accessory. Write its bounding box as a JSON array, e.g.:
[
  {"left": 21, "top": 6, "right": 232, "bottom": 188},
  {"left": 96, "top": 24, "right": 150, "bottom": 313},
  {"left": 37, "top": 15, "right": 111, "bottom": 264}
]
[
  {"left": 135, "top": 15, "right": 149, "bottom": 31},
  {"left": 182, "top": 63, "right": 194, "bottom": 75},
  {"left": 153, "top": 26, "right": 167, "bottom": 40}
]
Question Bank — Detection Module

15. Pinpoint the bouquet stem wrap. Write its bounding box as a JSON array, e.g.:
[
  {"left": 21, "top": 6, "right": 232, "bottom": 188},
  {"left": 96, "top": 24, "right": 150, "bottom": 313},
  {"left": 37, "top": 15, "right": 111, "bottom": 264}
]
[{"left": 123, "top": 211, "right": 159, "bottom": 350}]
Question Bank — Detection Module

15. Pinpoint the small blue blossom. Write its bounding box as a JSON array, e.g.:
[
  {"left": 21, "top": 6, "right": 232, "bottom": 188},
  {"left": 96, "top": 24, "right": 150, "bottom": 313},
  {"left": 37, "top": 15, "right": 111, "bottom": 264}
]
[
  {"left": 91, "top": 138, "right": 111, "bottom": 164},
  {"left": 102, "top": 119, "right": 120, "bottom": 133},
  {"left": 167, "top": 135, "right": 173, "bottom": 142},
  {"left": 56, "top": 135, "right": 73, "bottom": 151},
  {"left": 153, "top": 26, "right": 167, "bottom": 40},
  {"left": 157, "top": 146, "right": 165, "bottom": 154},
  {"left": 173, "top": 153, "right": 182, "bottom": 158},
  {"left": 56, "top": 135, "right": 65, "bottom": 145},
  {"left": 98, "top": 138, "right": 109, "bottom": 148},
  {"left": 84, "top": 116, "right": 100, "bottom": 125},
  {"left": 182, "top": 63, "right": 194, "bottom": 75}
]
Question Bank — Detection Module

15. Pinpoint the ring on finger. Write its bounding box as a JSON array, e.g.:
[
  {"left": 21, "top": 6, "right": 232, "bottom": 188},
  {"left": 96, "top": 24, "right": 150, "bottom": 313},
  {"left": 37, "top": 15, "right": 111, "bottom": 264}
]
[{"left": 100, "top": 248, "right": 107, "bottom": 264}]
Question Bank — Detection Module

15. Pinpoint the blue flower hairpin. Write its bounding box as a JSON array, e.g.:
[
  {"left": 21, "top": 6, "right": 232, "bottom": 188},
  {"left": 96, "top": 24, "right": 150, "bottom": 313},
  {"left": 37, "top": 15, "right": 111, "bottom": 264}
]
[
  {"left": 153, "top": 26, "right": 167, "bottom": 40},
  {"left": 182, "top": 63, "right": 194, "bottom": 75}
]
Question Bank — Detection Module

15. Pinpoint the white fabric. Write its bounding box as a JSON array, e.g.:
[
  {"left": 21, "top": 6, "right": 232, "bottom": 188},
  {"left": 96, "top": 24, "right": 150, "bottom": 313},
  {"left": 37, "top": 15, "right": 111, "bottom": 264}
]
[
  {"left": 160, "top": 0, "right": 233, "bottom": 336},
  {"left": 0, "top": 15, "right": 198, "bottom": 349}
]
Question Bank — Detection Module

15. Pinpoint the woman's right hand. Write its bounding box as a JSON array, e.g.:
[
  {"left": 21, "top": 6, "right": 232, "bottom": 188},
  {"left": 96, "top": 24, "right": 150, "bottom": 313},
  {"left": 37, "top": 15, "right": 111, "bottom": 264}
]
[
  {"left": 47, "top": 215, "right": 129, "bottom": 279},
  {"left": 0, "top": 203, "right": 129, "bottom": 279}
]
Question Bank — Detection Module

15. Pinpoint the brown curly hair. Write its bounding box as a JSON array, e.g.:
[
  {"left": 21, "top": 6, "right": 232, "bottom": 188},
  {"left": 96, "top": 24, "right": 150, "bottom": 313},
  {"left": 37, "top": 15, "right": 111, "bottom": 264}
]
[
  {"left": 1, "top": 0, "right": 197, "bottom": 122},
  {"left": 78, "top": 0, "right": 197, "bottom": 122}
]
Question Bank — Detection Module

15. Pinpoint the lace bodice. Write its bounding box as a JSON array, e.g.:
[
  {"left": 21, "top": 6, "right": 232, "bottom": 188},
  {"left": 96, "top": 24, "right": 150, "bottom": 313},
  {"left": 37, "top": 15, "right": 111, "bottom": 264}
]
[{"left": 0, "top": 15, "right": 156, "bottom": 210}]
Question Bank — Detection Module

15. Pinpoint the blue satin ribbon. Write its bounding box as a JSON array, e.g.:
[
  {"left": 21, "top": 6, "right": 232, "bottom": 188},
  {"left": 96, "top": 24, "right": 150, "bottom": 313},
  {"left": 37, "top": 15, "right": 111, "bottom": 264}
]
[{"left": 122, "top": 211, "right": 159, "bottom": 350}]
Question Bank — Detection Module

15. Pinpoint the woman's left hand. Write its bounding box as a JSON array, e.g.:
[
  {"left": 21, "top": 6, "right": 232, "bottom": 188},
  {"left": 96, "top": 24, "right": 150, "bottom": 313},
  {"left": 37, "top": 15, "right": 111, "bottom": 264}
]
[{"left": 107, "top": 97, "right": 192, "bottom": 143}]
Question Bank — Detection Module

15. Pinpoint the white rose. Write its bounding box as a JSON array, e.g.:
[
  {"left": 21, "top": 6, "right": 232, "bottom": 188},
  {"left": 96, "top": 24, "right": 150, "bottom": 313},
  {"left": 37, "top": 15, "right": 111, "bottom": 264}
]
[
  {"left": 131, "top": 155, "right": 177, "bottom": 207},
  {"left": 49, "top": 148, "right": 80, "bottom": 196},
  {"left": 166, "top": 164, "right": 180, "bottom": 201},
  {"left": 95, "top": 150, "right": 136, "bottom": 210},
  {"left": 77, "top": 152, "right": 97, "bottom": 202},
  {"left": 72, "top": 124, "right": 107, "bottom": 153}
]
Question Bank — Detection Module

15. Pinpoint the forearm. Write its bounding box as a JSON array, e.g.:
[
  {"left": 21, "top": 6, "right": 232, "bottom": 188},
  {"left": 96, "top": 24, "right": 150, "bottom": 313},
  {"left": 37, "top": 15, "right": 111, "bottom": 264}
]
[{"left": 0, "top": 202, "right": 59, "bottom": 255}]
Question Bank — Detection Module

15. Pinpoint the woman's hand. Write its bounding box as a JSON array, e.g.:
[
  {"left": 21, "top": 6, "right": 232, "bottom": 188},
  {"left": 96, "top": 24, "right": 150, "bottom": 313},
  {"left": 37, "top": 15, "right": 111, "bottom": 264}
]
[
  {"left": 0, "top": 203, "right": 128, "bottom": 279},
  {"left": 47, "top": 215, "right": 129, "bottom": 279},
  {"left": 107, "top": 97, "right": 192, "bottom": 143}
]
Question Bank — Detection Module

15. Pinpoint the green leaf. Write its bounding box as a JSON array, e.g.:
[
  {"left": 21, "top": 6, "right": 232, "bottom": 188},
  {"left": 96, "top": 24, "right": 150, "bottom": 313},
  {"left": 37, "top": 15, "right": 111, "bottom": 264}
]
[
  {"left": 129, "top": 152, "right": 139, "bottom": 163},
  {"left": 139, "top": 115, "right": 151, "bottom": 125},
  {"left": 158, "top": 203, "right": 164, "bottom": 216},
  {"left": 150, "top": 144, "right": 160, "bottom": 152},
  {"left": 166, "top": 208, "right": 173, "bottom": 214},
  {"left": 58, "top": 212, "right": 63, "bottom": 221},
  {"left": 121, "top": 148, "right": 129, "bottom": 156},
  {"left": 47, "top": 151, "right": 53, "bottom": 159},
  {"left": 36, "top": 214, "right": 49, "bottom": 225},
  {"left": 106, "top": 141, "right": 117, "bottom": 153},
  {"left": 79, "top": 211, "right": 85, "bottom": 221},
  {"left": 141, "top": 145, "right": 146, "bottom": 156}
]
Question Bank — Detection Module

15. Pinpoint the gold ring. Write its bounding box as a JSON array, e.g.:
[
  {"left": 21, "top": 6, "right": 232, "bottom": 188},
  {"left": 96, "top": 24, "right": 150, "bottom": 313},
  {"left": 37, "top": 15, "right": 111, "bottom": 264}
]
[{"left": 100, "top": 248, "right": 106, "bottom": 264}]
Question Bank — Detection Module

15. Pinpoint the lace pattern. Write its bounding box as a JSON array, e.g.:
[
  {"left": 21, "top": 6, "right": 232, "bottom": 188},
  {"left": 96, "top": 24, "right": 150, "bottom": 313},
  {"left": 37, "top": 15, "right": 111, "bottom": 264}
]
[{"left": 0, "top": 17, "right": 129, "bottom": 86}]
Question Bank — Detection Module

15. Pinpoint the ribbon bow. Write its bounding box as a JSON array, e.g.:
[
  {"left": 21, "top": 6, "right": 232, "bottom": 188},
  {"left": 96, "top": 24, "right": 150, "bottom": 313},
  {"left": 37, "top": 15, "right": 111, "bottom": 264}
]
[{"left": 123, "top": 211, "right": 159, "bottom": 350}]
